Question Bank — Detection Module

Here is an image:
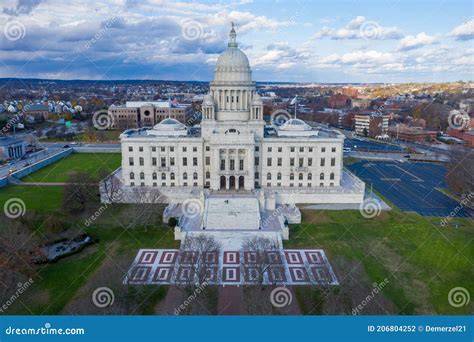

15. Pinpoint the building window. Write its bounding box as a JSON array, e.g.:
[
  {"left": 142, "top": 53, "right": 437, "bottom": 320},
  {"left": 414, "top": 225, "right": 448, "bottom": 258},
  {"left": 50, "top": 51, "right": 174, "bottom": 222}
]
[
  {"left": 278, "top": 147, "right": 282, "bottom": 152},
  {"left": 267, "top": 158, "right": 272, "bottom": 167},
  {"left": 332, "top": 147, "right": 336, "bottom": 153},
  {"left": 206, "top": 146, "right": 210, "bottom": 151},
  {"left": 161, "top": 146, "right": 165, "bottom": 152},
  {"left": 161, "top": 157, "right": 166, "bottom": 167},
  {"left": 206, "top": 171, "right": 210, "bottom": 179},
  {"left": 193, "top": 172, "right": 198, "bottom": 180},
  {"left": 268, "top": 147, "right": 272, "bottom": 152},
  {"left": 320, "top": 182, "right": 324, "bottom": 187},
  {"left": 330, "top": 182, "right": 334, "bottom": 187},
  {"left": 277, "top": 173, "right": 282, "bottom": 180},
  {"left": 129, "top": 157, "right": 134, "bottom": 166},
  {"left": 255, "top": 146, "right": 259, "bottom": 152},
  {"left": 183, "top": 147, "right": 187, "bottom": 152},
  {"left": 331, "top": 158, "right": 336, "bottom": 166},
  {"left": 130, "top": 172, "right": 134, "bottom": 180},
  {"left": 308, "top": 173, "right": 312, "bottom": 180},
  {"left": 255, "top": 157, "right": 259, "bottom": 165},
  {"left": 290, "top": 158, "right": 295, "bottom": 166},
  {"left": 170, "top": 146, "right": 174, "bottom": 152},
  {"left": 230, "top": 159, "right": 235, "bottom": 170},
  {"left": 140, "top": 182, "right": 145, "bottom": 186},
  {"left": 320, "top": 173, "right": 324, "bottom": 180},
  {"left": 299, "top": 147, "right": 304, "bottom": 152},
  {"left": 170, "top": 173, "right": 175, "bottom": 180},
  {"left": 277, "top": 158, "right": 282, "bottom": 166},
  {"left": 239, "top": 159, "right": 244, "bottom": 171},
  {"left": 193, "top": 146, "right": 197, "bottom": 152},
  {"left": 308, "top": 183, "right": 312, "bottom": 187},
  {"left": 128, "top": 146, "right": 133, "bottom": 152},
  {"left": 183, "top": 172, "right": 188, "bottom": 180},
  {"left": 139, "top": 146, "right": 143, "bottom": 152},
  {"left": 193, "top": 157, "right": 198, "bottom": 166},
  {"left": 255, "top": 172, "right": 259, "bottom": 179},
  {"left": 290, "top": 147, "right": 295, "bottom": 152},
  {"left": 152, "top": 172, "right": 157, "bottom": 180},
  {"left": 277, "top": 182, "right": 281, "bottom": 187},
  {"left": 299, "top": 158, "right": 304, "bottom": 167},
  {"left": 308, "top": 158, "right": 312, "bottom": 166},
  {"left": 205, "top": 156, "right": 210, "bottom": 165},
  {"left": 309, "top": 147, "right": 313, "bottom": 152},
  {"left": 152, "top": 157, "right": 157, "bottom": 166},
  {"left": 267, "top": 173, "right": 271, "bottom": 180},
  {"left": 183, "top": 157, "right": 187, "bottom": 166},
  {"left": 161, "top": 173, "right": 166, "bottom": 180},
  {"left": 130, "top": 182, "right": 135, "bottom": 186},
  {"left": 139, "top": 157, "right": 144, "bottom": 166},
  {"left": 170, "top": 157, "right": 175, "bottom": 166},
  {"left": 320, "top": 158, "right": 325, "bottom": 167},
  {"left": 153, "top": 182, "right": 157, "bottom": 187},
  {"left": 330, "top": 172, "right": 335, "bottom": 180},
  {"left": 220, "top": 159, "right": 225, "bottom": 171},
  {"left": 290, "top": 173, "right": 294, "bottom": 180},
  {"left": 299, "top": 173, "right": 303, "bottom": 180},
  {"left": 140, "top": 172, "right": 144, "bottom": 180},
  {"left": 267, "top": 182, "right": 271, "bottom": 187},
  {"left": 152, "top": 146, "right": 156, "bottom": 152},
  {"left": 322, "top": 147, "right": 326, "bottom": 153}
]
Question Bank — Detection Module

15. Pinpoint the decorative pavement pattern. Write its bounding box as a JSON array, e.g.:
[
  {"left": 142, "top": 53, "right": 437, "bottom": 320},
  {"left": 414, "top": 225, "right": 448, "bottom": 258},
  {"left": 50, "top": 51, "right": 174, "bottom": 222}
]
[{"left": 125, "top": 249, "right": 338, "bottom": 285}]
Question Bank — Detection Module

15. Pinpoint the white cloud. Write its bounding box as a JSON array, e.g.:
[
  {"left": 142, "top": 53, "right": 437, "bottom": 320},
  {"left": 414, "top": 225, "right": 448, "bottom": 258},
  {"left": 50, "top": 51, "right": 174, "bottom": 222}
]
[
  {"left": 398, "top": 32, "right": 437, "bottom": 51},
  {"left": 312, "top": 16, "right": 403, "bottom": 40},
  {"left": 448, "top": 19, "right": 474, "bottom": 40}
]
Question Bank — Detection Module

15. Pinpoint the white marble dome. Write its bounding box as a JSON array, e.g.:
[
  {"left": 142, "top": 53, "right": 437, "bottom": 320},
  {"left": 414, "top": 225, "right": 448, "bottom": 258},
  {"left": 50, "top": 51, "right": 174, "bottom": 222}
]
[
  {"left": 153, "top": 118, "right": 187, "bottom": 131},
  {"left": 213, "top": 25, "right": 252, "bottom": 83}
]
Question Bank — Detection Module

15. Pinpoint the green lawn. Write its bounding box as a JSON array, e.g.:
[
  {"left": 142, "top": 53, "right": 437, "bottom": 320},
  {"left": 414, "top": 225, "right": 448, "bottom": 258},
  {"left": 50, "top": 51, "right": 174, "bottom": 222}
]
[
  {"left": 0, "top": 185, "right": 63, "bottom": 212},
  {"left": 22, "top": 153, "right": 121, "bottom": 183},
  {"left": 286, "top": 208, "right": 474, "bottom": 315}
]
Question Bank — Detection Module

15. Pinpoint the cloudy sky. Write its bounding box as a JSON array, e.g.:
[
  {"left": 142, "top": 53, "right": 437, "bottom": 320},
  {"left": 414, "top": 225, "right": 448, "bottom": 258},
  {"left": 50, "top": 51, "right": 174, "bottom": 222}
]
[{"left": 0, "top": 0, "right": 473, "bottom": 82}]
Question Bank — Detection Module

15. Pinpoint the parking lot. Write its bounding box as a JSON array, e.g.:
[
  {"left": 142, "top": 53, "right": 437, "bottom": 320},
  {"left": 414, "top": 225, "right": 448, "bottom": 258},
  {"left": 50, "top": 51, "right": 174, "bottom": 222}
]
[
  {"left": 348, "top": 161, "right": 473, "bottom": 218},
  {"left": 344, "top": 138, "right": 405, "bottom": 153}
]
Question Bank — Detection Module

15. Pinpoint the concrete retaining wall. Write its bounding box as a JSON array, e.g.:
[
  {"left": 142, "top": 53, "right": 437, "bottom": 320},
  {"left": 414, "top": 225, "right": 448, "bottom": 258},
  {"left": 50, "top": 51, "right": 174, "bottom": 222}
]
[{"left": 10, "top": 148, "right": 73, "bottom": 180}]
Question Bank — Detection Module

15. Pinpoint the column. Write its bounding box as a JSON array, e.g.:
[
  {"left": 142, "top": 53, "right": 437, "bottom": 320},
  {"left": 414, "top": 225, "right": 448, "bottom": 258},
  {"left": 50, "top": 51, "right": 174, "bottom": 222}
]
[{"left": 226, "top": 176, "right": 230, "bottom": 190}]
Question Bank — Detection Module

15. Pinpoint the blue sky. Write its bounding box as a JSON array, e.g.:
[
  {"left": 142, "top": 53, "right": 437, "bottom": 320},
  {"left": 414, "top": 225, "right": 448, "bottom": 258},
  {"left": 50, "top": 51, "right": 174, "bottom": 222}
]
[{"left": 0, "top": 0, "right": 473, "bottom": 82}]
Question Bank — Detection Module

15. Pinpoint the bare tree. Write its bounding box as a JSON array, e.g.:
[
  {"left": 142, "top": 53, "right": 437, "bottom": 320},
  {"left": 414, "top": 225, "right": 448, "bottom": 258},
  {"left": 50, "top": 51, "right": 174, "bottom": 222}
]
[
  {"left": 129, "top": 187, "right": 167, "bottom": 231},
  {"left": 99, "top": 168, "right": 123, "bottom": 203},
  {"left": 62, "top": 171, "right": 96, "bottom": 214},
  {"left": 446, "top": 145, "right": 474, "bottom": 203},
  {"left": 242, "top": 236, "right": 280, "bottom": 286}
]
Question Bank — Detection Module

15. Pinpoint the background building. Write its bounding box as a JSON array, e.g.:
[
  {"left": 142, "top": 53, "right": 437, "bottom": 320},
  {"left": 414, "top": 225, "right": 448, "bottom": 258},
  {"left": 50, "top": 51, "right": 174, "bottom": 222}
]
[
  {"left": 354, "top": 113, "right": 390, "bottom": 137},
  {"left": 0, "top": 136, "right": 26, "bottom": 161}
]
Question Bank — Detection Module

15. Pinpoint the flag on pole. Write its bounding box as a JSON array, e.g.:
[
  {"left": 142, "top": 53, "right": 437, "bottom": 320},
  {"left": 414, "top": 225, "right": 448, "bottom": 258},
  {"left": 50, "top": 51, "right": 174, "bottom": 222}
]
[{"left": 290, "top": 95, "right": 298, "bottom": 105}]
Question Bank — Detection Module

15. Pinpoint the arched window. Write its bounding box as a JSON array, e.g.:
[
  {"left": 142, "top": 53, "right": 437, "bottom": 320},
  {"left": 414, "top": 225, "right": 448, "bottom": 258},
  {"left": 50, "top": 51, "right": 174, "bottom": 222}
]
[
  {"left": 161, "top": 173, "right": 166, "bottom": 180},
  {"left": 170, "top": 172, "right": 175, "bottom": 180},
  {"left": 320, "top": 173, "right": 324, "bottom": 180},
  {"left": 277, "top": 172, "right": 282, "bottom": 180},
  {"left": 183, "top": 172, "right": 188, "bottom": 180},
  {"left": 267, "top": 172, "right": 272, "bottom": 180},
  {"left": 206, "top": 171, "right": 210, "bottom": 179},
  {"left": 308, "top": 173, "right": 312, "bottom": 180},
  {"left": 330, "top": 172, "right": 335, "bottom": 180},
  {"left": 290, "top": 173, "right": 294, "bottom": 180},
  {"left": 193, "top": 172, "right": 198, "bottom": 180},
  {"left": 130, "top": 172, "right": 134, "bottom": 180},
  {"left": 152, "top": 172, "right": 157, "bottom": 180},
  {"left": 140, "top": 172, "right": 145, "bottom": 180},
  {"left": 299, "top": 173, "right": 303, "bottom": 180}
]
